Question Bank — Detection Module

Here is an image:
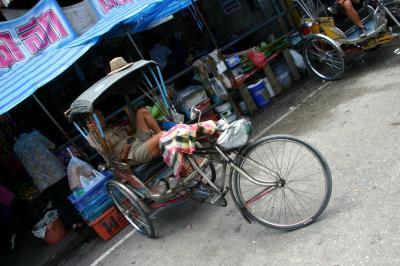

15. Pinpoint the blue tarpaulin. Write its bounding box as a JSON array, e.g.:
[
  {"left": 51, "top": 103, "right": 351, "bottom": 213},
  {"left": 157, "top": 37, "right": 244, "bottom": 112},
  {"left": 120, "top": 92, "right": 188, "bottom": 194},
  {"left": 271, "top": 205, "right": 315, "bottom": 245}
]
[{"left": 0, "top": 0, "right": 193, "bottom": 115}]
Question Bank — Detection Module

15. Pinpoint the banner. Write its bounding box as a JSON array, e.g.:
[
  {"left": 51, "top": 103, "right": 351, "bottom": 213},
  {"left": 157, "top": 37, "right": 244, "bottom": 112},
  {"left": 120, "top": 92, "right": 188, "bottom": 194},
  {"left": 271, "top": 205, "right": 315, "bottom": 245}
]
[
  {"left": 0, "top": 0, "right": 76, "bottom": 73},
  {"left": 89, "top": 0, "right": 135, "bottom": 16},
  {"left": 2, "top": 1, "right": 99, "bottom": 36}
]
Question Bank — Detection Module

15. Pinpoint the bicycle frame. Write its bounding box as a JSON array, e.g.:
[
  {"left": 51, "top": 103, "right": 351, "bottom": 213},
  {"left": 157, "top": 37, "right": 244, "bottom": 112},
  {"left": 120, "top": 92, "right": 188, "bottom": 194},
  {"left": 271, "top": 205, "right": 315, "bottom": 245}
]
[{"left": 136, "top": 141, "right": 279, "bottom": 205}]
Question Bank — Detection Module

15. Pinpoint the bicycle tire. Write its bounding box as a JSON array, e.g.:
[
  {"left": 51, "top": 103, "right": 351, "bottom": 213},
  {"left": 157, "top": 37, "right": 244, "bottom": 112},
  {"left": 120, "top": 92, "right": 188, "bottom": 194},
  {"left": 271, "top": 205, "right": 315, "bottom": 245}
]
[
  {"left": 107, "top": 180, "right": 155, "bottom": 238},
  {"left": 231, "top": 135, "right": 332, "bottom": 231},
  {"left": 304, "top": 34, "right": 345, "bottom": 81}
]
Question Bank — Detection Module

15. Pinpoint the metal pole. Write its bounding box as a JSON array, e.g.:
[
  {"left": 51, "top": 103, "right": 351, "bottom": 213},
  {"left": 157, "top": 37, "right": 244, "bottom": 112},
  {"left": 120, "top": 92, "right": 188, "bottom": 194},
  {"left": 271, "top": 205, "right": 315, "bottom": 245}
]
[
  {"left": 191, "top": 0, "right": 219, "bottom": 49},
  {"left": 124, "top": 26, "right": 145, "bottom": 59},
  {"left": 32, "top": 94, "right": 74, "bottom": 143}
]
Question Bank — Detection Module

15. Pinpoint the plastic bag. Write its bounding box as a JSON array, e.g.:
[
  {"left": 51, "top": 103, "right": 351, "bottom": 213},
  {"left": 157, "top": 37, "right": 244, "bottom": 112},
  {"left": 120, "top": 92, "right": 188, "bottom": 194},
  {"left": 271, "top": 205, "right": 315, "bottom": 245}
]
[
  {"left": 32, "top": 210, "right": 58, "bottom": 239},
  {"left": 79, "top": 170, "right": 105, "bottom": 191},
  {"left": 248, "top": 51, "right": 267, "bottom": 68},
  {"left": 217, "top": 119, "right": 252, "bottom": 150},
  {"left": 67, "top": 149, "right": 94, "bottom": 191},
  {"left": 289, "top": 49, "right": 306, "bottom": 70}
]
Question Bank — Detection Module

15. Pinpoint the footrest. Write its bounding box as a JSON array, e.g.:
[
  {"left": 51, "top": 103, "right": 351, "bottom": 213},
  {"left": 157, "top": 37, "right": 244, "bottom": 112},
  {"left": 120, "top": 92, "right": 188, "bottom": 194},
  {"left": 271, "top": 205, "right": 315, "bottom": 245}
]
[{"left": 345, "top": 19, "right": 376, "bottom": 41}]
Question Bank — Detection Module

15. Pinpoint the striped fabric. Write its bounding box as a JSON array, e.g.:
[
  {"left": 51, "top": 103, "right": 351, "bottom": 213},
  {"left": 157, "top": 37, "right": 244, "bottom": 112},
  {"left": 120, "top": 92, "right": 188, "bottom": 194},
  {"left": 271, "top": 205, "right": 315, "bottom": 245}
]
[
  {"left": 0, "top": 0, "right": 193, "bottom": 115},
  {"left": 160, "top": 120, "right": 216, "bottom": 178}
]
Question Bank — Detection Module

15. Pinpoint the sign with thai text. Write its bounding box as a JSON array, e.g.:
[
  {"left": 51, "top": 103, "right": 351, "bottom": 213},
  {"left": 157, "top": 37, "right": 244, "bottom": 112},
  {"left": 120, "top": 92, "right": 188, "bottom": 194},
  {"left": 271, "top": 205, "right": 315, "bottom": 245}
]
[
  {"left": 89, "top": 0, "right": 135, "bottom": 16},
  {"left": 0, "top": 0, "right": 76, "bottom": 73}
]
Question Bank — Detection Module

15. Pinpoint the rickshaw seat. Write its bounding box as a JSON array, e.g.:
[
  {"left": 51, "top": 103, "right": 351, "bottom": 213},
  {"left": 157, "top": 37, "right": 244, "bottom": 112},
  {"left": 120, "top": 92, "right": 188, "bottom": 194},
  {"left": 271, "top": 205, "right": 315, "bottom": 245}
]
[{"left": 132, "top": 156, "right": 166, "bottom": 182}]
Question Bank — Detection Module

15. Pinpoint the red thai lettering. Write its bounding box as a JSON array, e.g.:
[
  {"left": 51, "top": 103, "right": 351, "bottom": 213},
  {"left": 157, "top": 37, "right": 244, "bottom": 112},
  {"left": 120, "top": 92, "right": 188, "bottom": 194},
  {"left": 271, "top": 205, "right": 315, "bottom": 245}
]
[
  {"left": 98, "top": 0, "right": 133, "bottom": 14},
  {"left": 16, "top": 18, "right": 50, "bottom": 55},
  {"left": 37, "top": 9, "right": 69, "bottom": 41},
  {"left": 0, "top": 32, "right": 25, "bottom": 68},
  {"left": 16, "top": 9, "right": 69, "bottom": 55}
]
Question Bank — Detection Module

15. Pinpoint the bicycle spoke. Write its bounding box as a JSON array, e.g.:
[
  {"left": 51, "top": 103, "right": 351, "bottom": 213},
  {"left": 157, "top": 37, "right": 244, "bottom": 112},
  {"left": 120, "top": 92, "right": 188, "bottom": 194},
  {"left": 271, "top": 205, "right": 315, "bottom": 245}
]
[
  {"left": 109, "top": 185, "right": 152, "bottom": 235},
  {"left": 261, "top": 189, "right": 279, "bottom": 218},
  {"left": 286, "top": 156, "right": 315, "bottom": 176},
  {"left": 268, "top": 142, "right": 282, "bottom": 176},
  {"left": 280, "top": 141, "right": 286, "bottom": 175},
  {"left": 287, "top": 170, "right": 322, "bottom": 183},
  {"left": 284, "top": 145, "right": 304, "bottom": 179},
  {"left": 282, "top": 188, "right": 302, "bottom": 221},
  {"left": 245, "top": 186, "right": 277, "bottom": 207}
]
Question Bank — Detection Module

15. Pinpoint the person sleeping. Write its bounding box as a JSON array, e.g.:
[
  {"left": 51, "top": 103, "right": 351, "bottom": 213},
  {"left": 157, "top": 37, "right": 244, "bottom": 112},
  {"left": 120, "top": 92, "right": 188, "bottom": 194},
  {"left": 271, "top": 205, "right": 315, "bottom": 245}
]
[{"left": 87, "top": 108, "right": 163, "bottom": 166}]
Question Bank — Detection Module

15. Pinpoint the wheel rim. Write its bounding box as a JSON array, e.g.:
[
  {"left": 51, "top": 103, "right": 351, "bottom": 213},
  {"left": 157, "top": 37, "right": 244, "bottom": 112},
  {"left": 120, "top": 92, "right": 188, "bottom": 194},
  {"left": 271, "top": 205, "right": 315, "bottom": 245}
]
[
  {"left": 305, "top": 37, "right": 344, "bottom": 80},
  {"left": 108, "top": 183, "right": 153, "bottom": 236},
  {"left": 237, "top": 138, "right": 330, "bottom": 228}
]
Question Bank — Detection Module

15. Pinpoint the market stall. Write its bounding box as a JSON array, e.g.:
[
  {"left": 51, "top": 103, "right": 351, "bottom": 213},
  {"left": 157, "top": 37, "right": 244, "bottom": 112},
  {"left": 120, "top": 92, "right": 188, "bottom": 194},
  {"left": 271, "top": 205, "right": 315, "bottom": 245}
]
[{"left": 0, "top": 0, "right": 207, "bottom": 262}]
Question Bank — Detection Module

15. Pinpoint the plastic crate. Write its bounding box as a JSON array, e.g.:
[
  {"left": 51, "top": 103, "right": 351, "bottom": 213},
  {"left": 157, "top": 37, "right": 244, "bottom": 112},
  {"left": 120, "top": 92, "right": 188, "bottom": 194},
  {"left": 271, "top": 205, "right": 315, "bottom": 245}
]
[
  {"left": 78, "top": 192, "right": 113, "bottom": 221},
  {"left": 81, "top": 197, "right": 114, "bottom": 222},
  {"left": 89, "top": 206, "right": 128, "bottom": 241},
  {"left": 176, "top": 86, "right": 208, "bottom": 118},
  {"left": 68, "top": 171, "right": 112, "bottom": 212}
]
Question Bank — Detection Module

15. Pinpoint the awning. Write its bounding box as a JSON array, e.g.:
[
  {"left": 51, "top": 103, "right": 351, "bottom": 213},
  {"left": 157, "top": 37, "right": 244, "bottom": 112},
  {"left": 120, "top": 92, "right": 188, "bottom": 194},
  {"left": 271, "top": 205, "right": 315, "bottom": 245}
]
[{"left": 0, "top": 0, "right": 193, "bottom": 115}]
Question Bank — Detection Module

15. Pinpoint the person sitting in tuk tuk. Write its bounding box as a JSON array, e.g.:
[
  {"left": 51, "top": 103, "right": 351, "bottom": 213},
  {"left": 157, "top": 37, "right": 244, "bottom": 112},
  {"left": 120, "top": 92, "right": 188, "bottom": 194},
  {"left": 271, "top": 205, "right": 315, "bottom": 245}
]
[
  {"left": 87, "top": 106, "right": 164, "bottom": 166},
  {"left": 329, "top": 0, "right": 367, "bottom": 37}
]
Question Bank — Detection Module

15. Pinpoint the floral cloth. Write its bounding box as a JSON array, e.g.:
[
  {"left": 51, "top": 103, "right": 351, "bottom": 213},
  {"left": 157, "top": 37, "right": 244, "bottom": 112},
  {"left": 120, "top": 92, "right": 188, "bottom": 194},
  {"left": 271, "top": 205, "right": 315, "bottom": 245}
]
[
  {"left": 13, "top": 130, "right": 65, "bottom": 192},
  {"left": 160, "top": 121, "right": 216, "bottom": 178}
]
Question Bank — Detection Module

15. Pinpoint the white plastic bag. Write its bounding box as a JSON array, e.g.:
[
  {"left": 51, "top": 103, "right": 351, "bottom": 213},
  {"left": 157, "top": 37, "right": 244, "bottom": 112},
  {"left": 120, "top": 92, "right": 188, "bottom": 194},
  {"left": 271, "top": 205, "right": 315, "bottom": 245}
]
[
  {"left": 32, "top": 210, "right": 58, "bottom": 239},
  {"left": 67, "top": 149, "right": 94, "bottom": 191},
  {"left": 289, "top": 49, "right": 306, "bottom": 70},
  {"left": 217, "top": 119, "right": 252, "bottom": 150},
  {"left": 79, "top": 170, "right": 105, "bottom": 191}
]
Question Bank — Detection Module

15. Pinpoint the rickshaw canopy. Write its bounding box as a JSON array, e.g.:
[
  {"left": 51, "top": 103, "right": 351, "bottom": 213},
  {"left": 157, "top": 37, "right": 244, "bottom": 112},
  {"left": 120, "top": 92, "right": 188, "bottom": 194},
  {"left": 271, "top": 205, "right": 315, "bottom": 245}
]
[{"left": 67, "top": 60, "right": 159, "bottom": 120}]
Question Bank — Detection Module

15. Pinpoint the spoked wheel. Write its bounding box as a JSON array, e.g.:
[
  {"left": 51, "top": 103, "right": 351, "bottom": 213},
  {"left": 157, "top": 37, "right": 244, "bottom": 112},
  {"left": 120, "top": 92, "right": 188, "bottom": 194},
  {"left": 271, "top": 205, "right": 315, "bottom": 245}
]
[
  {"left": 304, "top": 34, "right": 345, "bottom": 80},
  {"left": 107, "top": 180, "right": 155, "bottom": 238},
  {"left": 231, "top": 135, "right": 332, "bottom": 231}
]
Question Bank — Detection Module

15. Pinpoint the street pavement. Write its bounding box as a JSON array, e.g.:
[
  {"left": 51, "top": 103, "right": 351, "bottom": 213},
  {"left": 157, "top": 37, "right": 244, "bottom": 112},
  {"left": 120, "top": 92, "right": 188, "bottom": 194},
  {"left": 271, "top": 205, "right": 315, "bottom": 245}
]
[{"left": 61, "top": 46, "right": 400, "bottom": 266}]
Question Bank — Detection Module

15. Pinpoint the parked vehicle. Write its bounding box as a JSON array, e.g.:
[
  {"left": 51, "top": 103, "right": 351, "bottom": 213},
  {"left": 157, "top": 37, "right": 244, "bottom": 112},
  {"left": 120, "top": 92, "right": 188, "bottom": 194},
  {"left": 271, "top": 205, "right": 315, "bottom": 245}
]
[{"left": 66, "top": 60, "right": 332, "bottom": 238}]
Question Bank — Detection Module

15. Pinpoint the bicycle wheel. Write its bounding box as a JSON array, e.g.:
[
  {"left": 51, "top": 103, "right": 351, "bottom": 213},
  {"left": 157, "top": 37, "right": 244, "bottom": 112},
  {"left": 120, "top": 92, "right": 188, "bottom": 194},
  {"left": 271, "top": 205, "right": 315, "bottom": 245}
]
[
  {"left": 107, "top": 180, "right": 155, "bottom": 238},
  {"left": 231, "top": 135, "right": 332, "bottom": 230},
  {"left": 304, "top": 34, "right": 345, "bottom": 80}
]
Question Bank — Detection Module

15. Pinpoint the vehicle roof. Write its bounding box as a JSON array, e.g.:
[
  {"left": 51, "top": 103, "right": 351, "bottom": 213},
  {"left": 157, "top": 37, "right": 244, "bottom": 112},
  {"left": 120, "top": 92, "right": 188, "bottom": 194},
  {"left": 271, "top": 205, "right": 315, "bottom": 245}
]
[{"left": 67, "top": 60, "right": 157, "bottom": 120}]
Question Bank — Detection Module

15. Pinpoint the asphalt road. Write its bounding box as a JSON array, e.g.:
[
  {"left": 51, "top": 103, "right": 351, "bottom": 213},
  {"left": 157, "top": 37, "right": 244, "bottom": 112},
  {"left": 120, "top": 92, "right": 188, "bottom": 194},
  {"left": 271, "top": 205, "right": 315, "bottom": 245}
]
[{"left": 62, "top": 46, "right": 400, "bottom": 266}]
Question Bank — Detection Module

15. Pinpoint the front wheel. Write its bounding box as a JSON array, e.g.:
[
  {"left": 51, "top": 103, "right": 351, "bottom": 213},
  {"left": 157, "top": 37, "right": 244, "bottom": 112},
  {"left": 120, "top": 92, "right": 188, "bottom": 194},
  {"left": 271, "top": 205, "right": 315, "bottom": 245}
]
[
  {"left": 304, "top": 34, "right": 345, "bottom": 80},
  {"left": 231, "top": 135, "right": 332, "bottom": 230},
  {"left": 107, "top": 180, "right": 155, "bottom": 238}
]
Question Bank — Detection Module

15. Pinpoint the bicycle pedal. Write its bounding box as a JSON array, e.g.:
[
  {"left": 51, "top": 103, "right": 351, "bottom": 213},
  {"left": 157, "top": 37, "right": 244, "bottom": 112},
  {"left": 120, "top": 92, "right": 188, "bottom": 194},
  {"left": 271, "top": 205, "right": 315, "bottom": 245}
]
[{"left": 211, "top": 193, "right": 224, "bottom": 204}]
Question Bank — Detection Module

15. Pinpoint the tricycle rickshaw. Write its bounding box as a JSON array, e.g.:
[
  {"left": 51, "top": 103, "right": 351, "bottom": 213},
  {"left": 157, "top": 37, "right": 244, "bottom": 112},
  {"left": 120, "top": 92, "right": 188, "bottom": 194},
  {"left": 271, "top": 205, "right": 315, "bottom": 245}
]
[
  {"left": 297, "top": 0, "right": 400, "bottom": 80},
  {"left": 66, "top": 59, "right": 332, "bottom": 238}
]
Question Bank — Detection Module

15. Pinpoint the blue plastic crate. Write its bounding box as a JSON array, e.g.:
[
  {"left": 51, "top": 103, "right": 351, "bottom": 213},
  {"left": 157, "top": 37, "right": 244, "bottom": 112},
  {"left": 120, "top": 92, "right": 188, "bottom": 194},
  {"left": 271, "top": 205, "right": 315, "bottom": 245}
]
[
  {"left": 68, "top": 171, "right": 113, "bottom": 212},
  {"left": 79, "top": 192, "right": 110, "bottom": 215},
  {"left": 81, "top": 197, "right": 114, "bottom": 222}
]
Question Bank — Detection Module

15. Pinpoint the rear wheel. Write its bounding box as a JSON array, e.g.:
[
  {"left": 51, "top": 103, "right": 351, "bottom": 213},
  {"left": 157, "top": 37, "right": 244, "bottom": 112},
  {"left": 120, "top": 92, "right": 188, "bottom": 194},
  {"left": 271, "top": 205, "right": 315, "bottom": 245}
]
[
  {"left": 232, "top": 135, "right": 332, "bottom": 230},
  {"left": 304, "top": 35, "right": 345, "bottom": 80},
  {"left": 107, "top": 180, "right": 155, "bottom": 238}
]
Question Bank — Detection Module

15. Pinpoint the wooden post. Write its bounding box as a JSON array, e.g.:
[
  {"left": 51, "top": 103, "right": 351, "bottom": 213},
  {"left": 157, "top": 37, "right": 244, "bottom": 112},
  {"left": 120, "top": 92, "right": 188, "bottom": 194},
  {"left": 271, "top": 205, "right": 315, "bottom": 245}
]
[
  {"left": 227, "top": 93, "right": 241, "bottom": 117},
  {"left": 237, "top": 83, "right": 258, "bottom": 114},
  {"left": 262, "top": 64, "right": 283, "bottom": 96},
  {"left": 278, "top": 0, "right": 295, "bottom": 29},
  {"left": 283, "top": 49, "right": 301, "bottom": 82}
]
